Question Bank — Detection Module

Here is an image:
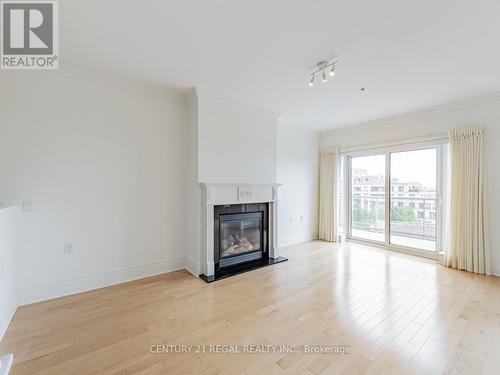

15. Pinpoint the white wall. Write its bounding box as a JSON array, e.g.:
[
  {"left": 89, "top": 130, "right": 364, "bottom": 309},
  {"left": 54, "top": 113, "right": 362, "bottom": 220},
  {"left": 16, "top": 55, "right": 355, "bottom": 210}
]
[
  {"left": 197, "top": 92, "right": 279, "bottom": 184},
  {"left": 0, "top": 71, "right": 189, "bottom": 304},
  {"left": 184, "top": 93, "right": 200, "bottom": 274},
  {"left": 277, "top": 125, "right": 320, "bottom": 246},
  {"left": 0, "top": 206, "right": 17, "bottom": 341},
  {"left": 320, "top": 93, "right": 500, "bottom": 275}
]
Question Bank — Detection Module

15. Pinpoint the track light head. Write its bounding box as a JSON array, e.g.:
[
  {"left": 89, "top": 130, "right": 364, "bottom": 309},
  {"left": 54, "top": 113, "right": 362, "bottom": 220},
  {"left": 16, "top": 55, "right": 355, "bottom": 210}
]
[
  {"left": 322, "top": 69, "right": 327, "bottom": 82},
  {"left": 309, "top": 74, "right": 315, "bottom": 87},
  {"left": 329, "top": 63, "right": 336, "bottom": 77}
]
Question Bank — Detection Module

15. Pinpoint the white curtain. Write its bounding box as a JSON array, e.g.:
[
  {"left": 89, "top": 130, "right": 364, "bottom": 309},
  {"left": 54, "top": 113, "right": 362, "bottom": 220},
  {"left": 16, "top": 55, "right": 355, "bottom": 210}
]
[
  {"left": 445, "top": 127, "right": 490, "bottom": 275},
  {"left": 319, "top": 147, "right": 339, "bottom": 242}
]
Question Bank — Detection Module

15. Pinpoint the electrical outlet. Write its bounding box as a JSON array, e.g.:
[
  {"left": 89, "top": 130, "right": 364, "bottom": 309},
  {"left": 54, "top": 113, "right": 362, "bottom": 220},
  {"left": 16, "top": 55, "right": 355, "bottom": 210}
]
[
  {"left": 22, "top": 201, "right": 32, "bottom": 213},
  {"left": 63, "top": 243, "right": 73, "bottom": 255}
]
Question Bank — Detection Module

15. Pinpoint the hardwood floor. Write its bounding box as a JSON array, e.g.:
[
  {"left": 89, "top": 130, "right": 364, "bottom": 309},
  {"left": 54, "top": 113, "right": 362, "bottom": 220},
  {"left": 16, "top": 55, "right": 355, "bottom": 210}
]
[{"left": 1, "top": 241, "right": 499, "bottom": 374}]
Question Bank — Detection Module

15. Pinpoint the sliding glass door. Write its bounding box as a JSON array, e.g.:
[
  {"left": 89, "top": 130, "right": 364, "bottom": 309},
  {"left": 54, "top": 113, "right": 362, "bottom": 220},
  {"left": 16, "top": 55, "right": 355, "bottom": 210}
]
[
  {"left": 389, "top": 149, "right": 437, "bottom": 251},
  {"left": 347, "top": 145, "right": 442, "bottom": 254},
  {"left": 350, "top": 154, "right": 386, "bottom": 243}
]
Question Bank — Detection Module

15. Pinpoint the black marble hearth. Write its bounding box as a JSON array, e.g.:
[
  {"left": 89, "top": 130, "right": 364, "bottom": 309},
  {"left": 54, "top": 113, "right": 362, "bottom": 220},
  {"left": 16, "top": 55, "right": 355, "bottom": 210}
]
[{"left": 200, "top": 256, "right": 288, "bottom": 283}]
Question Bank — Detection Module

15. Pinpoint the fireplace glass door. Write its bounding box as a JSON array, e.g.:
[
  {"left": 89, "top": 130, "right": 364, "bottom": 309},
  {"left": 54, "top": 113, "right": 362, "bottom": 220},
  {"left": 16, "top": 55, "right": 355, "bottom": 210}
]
[{"left": 219, "top": 212, "right": 263, "bottom": 264}]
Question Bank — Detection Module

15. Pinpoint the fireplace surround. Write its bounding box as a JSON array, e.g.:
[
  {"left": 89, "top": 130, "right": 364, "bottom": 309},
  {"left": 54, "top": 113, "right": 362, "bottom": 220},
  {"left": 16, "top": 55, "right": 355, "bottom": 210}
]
[{"left": 199, "top": 183, "right": 287, "bottom": 282}]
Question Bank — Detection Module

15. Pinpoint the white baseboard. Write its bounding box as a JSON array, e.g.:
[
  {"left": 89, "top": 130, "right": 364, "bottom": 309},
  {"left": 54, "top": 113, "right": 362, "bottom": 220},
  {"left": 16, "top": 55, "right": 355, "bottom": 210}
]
[
  {"left": 17, "top": 257, "right": 186, "bottom": 306},
  {"left": 492, "top": 262, "right": 500, "bottom": 277},
  {"left": 184, "top": 257, "right": 201, "bottom": 276},
  {"left": 0, "top": 291, "right": 17, "bottom": 343},
  {"left": 0, "top": 353, "right": 13, "bottom": 375},
  {"left": 278, "top": 233, "right": 318, "bottom": 248}
]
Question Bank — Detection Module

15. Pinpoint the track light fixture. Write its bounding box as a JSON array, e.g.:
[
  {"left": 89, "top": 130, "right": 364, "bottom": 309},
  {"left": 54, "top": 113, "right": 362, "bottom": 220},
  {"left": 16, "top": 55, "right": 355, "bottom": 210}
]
[{"left": 308, "top": 60, "right": 338, "bottom": 86}]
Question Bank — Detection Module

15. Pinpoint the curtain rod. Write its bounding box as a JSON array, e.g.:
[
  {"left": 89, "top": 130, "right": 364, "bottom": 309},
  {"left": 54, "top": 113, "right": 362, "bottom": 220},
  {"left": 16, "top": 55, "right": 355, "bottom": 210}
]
[{"left": 333, "top": 133, "right": 449, "bottom": 154}]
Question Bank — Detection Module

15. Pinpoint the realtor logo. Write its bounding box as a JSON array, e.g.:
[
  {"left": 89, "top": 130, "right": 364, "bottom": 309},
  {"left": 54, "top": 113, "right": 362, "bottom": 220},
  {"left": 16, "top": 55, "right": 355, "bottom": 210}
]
[{"left": 1, "top": 1, "right": 58, "bottom": 69}]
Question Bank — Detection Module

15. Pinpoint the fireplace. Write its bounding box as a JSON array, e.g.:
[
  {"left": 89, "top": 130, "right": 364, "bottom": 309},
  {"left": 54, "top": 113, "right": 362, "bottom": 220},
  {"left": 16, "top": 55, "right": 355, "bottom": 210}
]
[
  {"left": 198, "top": 183, "right": 287, "bottom": 283},
  {"left": 214, "top": 203, "right": 268, "bottom": 270}
]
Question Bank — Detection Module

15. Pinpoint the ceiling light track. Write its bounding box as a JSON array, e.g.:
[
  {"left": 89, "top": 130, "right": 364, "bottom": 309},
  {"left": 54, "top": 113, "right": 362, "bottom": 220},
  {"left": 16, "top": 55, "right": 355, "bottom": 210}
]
[{"left": 309, "top": 59, "right": 338, "bottom": 87}]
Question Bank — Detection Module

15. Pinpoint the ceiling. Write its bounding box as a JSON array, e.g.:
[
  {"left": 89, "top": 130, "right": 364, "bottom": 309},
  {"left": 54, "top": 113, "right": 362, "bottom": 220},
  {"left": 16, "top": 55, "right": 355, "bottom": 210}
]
[{"left": 61, "top": 0, "right": 500, "bottom": 130}]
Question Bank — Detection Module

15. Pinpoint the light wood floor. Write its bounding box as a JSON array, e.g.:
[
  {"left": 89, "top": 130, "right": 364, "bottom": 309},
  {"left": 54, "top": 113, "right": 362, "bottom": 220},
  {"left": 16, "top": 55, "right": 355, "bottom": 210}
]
[{"left": 1, "top": 241, "right": 499, "bottom": 375}]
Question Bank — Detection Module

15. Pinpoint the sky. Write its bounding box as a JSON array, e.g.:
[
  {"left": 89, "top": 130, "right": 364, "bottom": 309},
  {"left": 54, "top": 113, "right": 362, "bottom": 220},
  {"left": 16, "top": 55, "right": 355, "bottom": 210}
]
[{"left": 351, "top": 148, "right": 437, "bottom": 188}]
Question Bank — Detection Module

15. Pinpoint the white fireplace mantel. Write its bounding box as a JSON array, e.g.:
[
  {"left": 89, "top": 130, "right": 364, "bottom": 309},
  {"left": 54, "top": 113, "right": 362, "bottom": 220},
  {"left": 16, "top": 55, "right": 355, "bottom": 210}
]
[{"left": 199, "top": 183, "right": 282, "bottom": 277}]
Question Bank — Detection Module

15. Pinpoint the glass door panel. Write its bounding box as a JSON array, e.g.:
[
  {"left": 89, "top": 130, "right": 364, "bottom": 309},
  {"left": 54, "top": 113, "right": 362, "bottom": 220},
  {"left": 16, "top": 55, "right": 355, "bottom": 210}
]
[
  {"left": 350, "top": 154, "right": 386, "bottom": 242},
  {"left": 389, "top": 149, "right": 437, "bottom": 251}
]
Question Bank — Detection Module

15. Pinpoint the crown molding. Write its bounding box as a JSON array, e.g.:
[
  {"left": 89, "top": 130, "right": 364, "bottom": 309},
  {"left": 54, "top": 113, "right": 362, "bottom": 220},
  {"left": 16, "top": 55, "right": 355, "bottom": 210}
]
[
  {"left": 24, "top": 65, "right": 281, "bottom": 116},
  {"left": 55, "top": 64, "right": 187, "bottom": 105},
  {"left": 321, "top": 90, "right": 500, "bottom": 137},
  {"left": 199, "top": 182, "right": 282, "bottom": 188},
  {"left": 278, "top": 120, "right": 320, "bottom": 136},
  {"left": 195, "top": 88, "right": 282, "bottom": 118},
  {"left": 184, "top": 87, "right": 198, "bottom": 105}
]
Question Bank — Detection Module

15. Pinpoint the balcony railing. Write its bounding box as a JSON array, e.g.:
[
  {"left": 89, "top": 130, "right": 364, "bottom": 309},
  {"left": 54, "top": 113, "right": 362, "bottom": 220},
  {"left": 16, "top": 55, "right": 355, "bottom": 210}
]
[{"left": 351, "top": 194, "right": 436, "bottom": 242}]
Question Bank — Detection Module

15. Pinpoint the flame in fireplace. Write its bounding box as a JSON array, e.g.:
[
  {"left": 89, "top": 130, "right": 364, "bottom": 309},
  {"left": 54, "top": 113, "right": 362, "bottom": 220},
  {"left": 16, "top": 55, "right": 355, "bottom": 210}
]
[{"left": 222, "top": 234, "right": 260, "bottom": 257}]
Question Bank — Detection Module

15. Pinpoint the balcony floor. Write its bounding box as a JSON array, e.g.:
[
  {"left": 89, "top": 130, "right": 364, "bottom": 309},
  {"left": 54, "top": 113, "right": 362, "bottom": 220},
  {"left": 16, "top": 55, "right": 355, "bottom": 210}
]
[{"left": 351, "top": 229, "right": 436, "bottom": 251}]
